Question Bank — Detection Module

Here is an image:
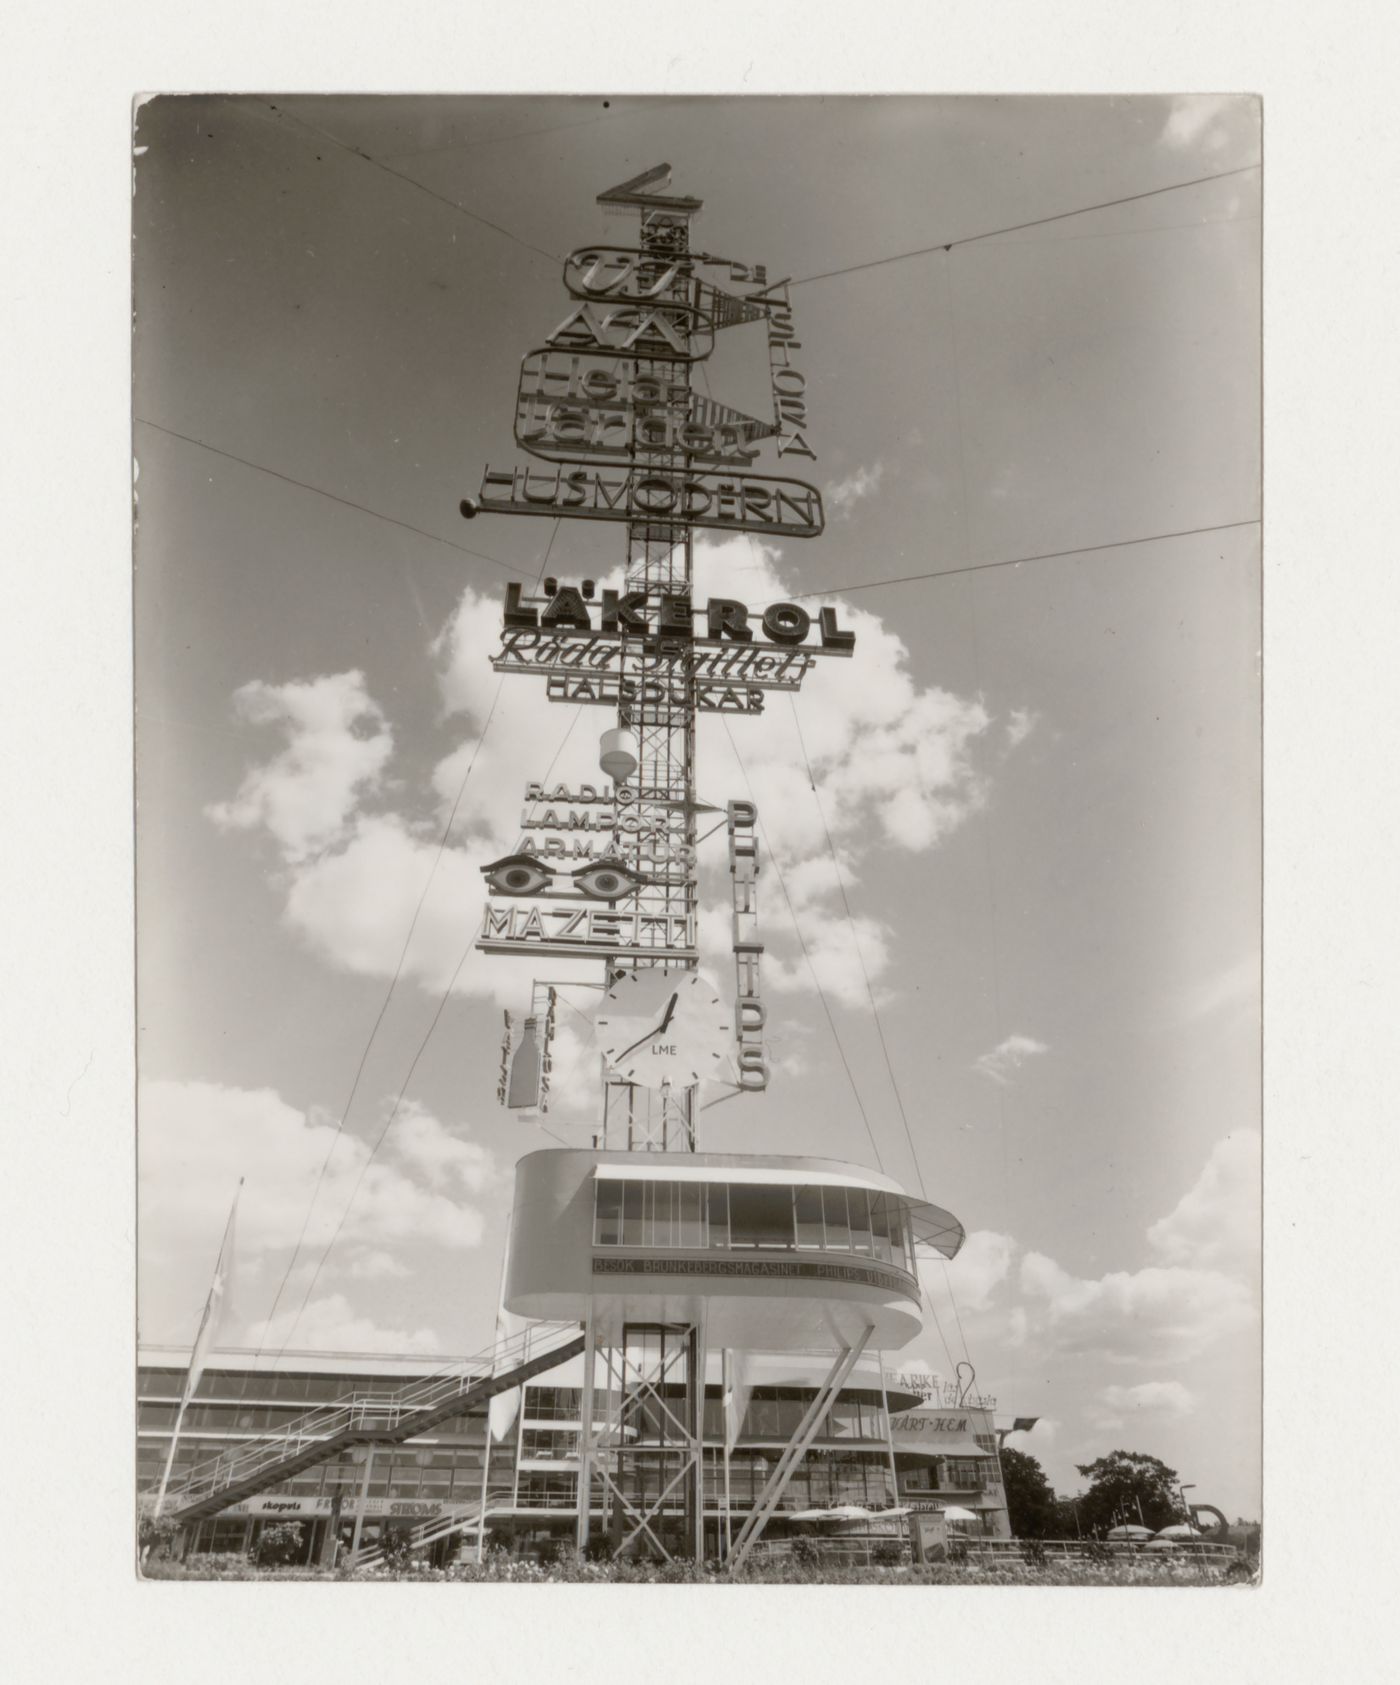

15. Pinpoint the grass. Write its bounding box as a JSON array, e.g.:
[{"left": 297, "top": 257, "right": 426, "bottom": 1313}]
[{"left": 142, "top": 1551, "right": 1256, "bottom": 1587}]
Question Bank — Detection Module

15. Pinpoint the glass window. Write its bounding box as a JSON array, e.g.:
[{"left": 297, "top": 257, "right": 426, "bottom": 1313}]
[
  {"left": 517, "top": 1472, "right": 578, "bottom": 1509},
  {"left": 794, "top": 1187, "right": 824, "bottom": 1249},
  {"left": 728, "top": 1184, "right": 794, "bottom": 1249},
  {"left": 653, "top": 1180, "right": 674, "bottom": 1248},
  {"left": 822, "top": 1186, "right": 851, "bottom": 1251},
  {"left": 594, "top": 1179, "right": 622, "bottom": 1245},
  {"left": 869, "top": 1194, "right": 893, "bottom": 1263},
  {"left": 708, "top": 1183, "right": 729, "bottom": 1249},
  {"left": 678, "top": 1183, "right": 705, "bottom": 1248},
  {"left": 621, "top": 1181, "right": 644, "bottom": 1246},
  {"left": 520, "top": 1428, "right": 579, "bottom": 1461},
  {"left": 848, "top": 1187, "right": 873, "bottom": 1255}
]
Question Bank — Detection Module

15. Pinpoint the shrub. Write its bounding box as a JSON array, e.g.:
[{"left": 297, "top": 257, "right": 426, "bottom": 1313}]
[{"left": 252, "top": 1522, "right": 305, "bottom": 1568}]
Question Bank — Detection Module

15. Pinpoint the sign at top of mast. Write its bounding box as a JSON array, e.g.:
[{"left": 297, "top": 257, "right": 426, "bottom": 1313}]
[
  {"left": 548, "top": 298, "right": 714, "bottom": 363},
  {"left": 595, "top": 162, "right": 703, "bottom": 214},
  {"left": 563, "top": 246, "right": 694, "bottom": 303}
]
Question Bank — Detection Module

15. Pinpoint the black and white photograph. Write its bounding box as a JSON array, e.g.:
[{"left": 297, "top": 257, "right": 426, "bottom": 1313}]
[{"left": 129, "top": 92, "right": 1263, "bottom": 1587}]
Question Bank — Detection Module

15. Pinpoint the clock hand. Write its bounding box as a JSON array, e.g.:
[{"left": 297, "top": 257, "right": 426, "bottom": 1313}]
[{"left": 611, "top": 994, "right": 679, "bottom": 1063}]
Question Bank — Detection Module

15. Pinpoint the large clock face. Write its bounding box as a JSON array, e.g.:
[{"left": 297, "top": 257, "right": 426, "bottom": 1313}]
[{"left": 594, "top": 969, "right": 733, "bottom": 1088}]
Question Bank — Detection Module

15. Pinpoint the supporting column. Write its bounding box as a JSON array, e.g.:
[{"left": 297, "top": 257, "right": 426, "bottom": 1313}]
[
  {"left": 730, "top": 1329, "right": 873, "bottom": 1567},
  {"left": 576, "top": 1310, "right": 596, "bottom": 1553},
  {"left": 348, "top": 1444, "right": 375, "bottom": 1563},
  {"left": 692, "top": 1312, "right": 708, "bottom": 1561},
  {"left": 877, "top": 1356, "right": 902, "bottom": 1509}
]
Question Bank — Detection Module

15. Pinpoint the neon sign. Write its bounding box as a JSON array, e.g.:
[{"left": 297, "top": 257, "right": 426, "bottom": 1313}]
[
  {"left": 492, "top": 631, "right": 816, "bottom": 691},
  {"left": 547, "top": 299, "right": 715, "bottom": 362},
  {"left": 477, "top": 902, "right": 696, "bottom": 962},
  {"left": 477, "top": 462, "right": 825, "bottom": 537},
  {"left": 501, "top": 585, "right": 852, "bottom": 651},
  {"left": 728, "top": 800, "right": 767, "bottom": 1091}
]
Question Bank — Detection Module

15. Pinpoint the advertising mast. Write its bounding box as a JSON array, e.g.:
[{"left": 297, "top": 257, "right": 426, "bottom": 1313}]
[
  {"left": 467, "top": 163, "right": 844, "bottom": 1151},
  {"left": 465, "top": 168, "right": 958, "bottom": 1563}
]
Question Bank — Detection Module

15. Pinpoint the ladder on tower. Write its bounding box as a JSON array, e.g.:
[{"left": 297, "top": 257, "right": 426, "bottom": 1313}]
[{"left": 161, "top": 1321, "right": 585, "bottom": 1525}]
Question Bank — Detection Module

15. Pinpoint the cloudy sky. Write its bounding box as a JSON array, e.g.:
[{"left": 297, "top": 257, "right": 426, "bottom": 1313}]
[{"left": 134, "top": 93, "right": 1260, "bottom": 1515}]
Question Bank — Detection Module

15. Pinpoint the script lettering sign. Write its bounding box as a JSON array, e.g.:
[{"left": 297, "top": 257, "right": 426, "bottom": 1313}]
[{"left": 492, "top": 630, "right": 817, "bottom": 690}]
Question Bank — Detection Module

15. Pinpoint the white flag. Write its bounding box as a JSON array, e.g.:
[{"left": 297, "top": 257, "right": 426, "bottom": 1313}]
[
  {"left": 722, "top": 1348, "right": 754, "bottom": 1454},
  {"left": 183, "top": 1179, "right": 242, "bottom": 1406},
  {"left": 488, "top": 1306, "right": 527, "bottom": 1442}
]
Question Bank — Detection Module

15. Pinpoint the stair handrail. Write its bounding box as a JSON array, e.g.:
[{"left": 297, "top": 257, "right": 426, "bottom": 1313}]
[{"left": 164, "top": 1319, "right": 579, "bottom": 1508}]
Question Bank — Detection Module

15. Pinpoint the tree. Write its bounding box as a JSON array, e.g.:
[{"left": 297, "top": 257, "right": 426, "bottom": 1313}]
[
  {"left": 1074, "top": 1450, "right": 1184, "bottom": 1535},
  {"left": 1000, "top": 1447, "right": 1059, "bottom": 1538}
]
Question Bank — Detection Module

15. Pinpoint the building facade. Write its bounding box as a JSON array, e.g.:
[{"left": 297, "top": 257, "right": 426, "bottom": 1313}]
[{"left": 139, "top": 1344, "right": 1009, "bottom": 1562}]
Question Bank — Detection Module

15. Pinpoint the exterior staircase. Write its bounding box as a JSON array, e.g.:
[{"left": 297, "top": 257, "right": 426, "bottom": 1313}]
[{"left": 163, "top": 1321, "right": 584, "bottom": 1525}]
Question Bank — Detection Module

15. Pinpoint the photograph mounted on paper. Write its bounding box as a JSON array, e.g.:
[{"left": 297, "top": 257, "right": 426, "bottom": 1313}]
[{"left": 134, "top": 95, "right": 1260, "bottom": 1584}]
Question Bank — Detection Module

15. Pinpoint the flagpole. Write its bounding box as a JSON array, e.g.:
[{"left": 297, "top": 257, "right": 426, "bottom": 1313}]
[
  {"left": 153, "top": 1393, "right": 191, "bottom": 1520},
  {"left": 154, "top": 1178, "right": 243, "bottom": 1520},
  {"left": 721, "top": 1348, "right": 732, "bottom": 1560}
]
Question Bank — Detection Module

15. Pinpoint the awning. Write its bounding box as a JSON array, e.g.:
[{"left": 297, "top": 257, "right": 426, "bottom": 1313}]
[
  {"left": 907, "top": 1201, "right": 965, "bottom": 1261},
  {"left": 894, "top": 1438, "right": 997, "bottom": 1458}
]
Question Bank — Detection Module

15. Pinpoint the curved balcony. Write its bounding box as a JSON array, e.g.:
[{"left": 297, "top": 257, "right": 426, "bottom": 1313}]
[{"left": 504, "top": 1149, "right": 964, "bottom": 1352}]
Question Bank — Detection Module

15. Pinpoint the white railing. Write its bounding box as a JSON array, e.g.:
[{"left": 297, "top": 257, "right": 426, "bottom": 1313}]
[
  {"left": 166, "top": 1321, "right": 581, "bottom": 1512},
  {"left": 353, "top": 1484, "right": 517, "bottom": 1567},
  {"left": 954, "top": 1537, "right": 1240, "bottom": 1563}
]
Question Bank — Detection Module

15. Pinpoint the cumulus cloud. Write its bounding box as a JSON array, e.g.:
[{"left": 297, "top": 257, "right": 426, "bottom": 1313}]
[
  {"left": 1147, "top": 1130, "right": 1260, "bottom": 1272},
  {"left": 826, "top": 462, "right": 885, "bottom": 516},
  {"left": 1018, "top": 1249, "right": 1253, "bottom": 1365},
  {"left": 206, "top": 671, "right": 392, "bottom": 863},
  {"left": 210, "top": 533, "right": 1008, "bottom": 1018},
  {"left": 973, "top": 1033, "right": 1049, "bottom": 1087},
  {"left": 1005, "top": 707, "right": 1039, "bottom": 750},
  {"left": 1093, "top": 1380, "right": 1196, "bottom": 1431},
  {"left": 1004, "top": 1415, "right": 1057, "bottom": 1448},
  {"left": 344, "top": 1250, "right": 412, "bottom": 1281},
  {"left": 139, "top": 1079, "right": 500, "bottom": 1341},
  {"left": 929, "top": 1228, "right": 1016, "bottom": 1312},
  {"left": 282, "top": 813, "right": 596, "bottom": 1004},
  {"left": 1159, "top": 95, "right": 1247, "bottom": 156},
  {"left": 243, "top": 1292, "right": 442, "bottom": 1355}
]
